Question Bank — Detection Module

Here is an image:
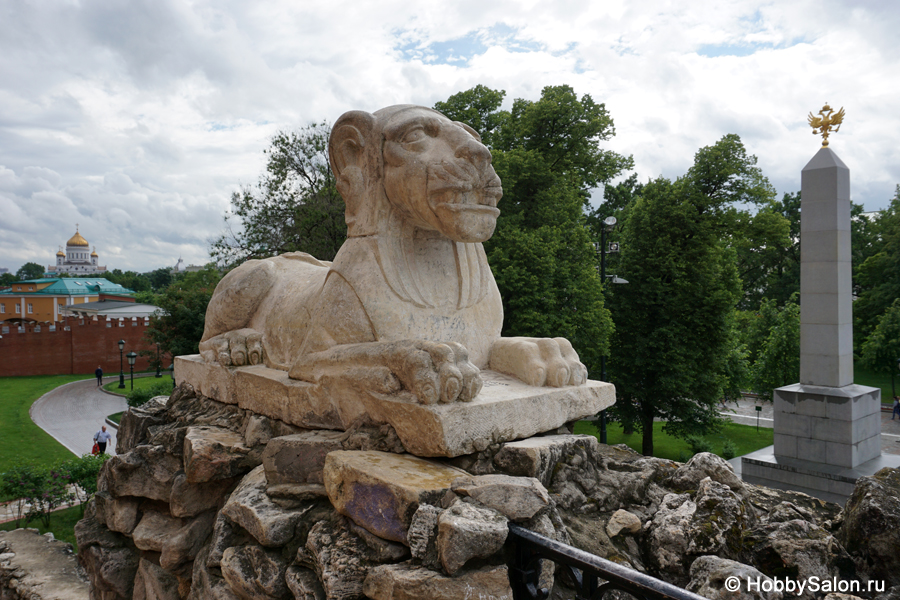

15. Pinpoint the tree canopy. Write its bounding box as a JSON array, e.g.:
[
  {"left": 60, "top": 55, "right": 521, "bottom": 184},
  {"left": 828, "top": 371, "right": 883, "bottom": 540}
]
[
  {"left": 435, "top": 84, "right": 633, "bottom": 376},
  {"left": 15, "top": 262, "right": 45, "bottom": 280},
  {"left": 211, "top": 123, "right": 345, "bottom": 268}
]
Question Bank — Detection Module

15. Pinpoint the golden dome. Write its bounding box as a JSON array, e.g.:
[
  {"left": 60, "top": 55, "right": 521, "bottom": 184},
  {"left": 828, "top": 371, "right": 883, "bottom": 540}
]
[
  {"left": 67, "top": 229, "right": 89, "bottom": 247},
  {"left": 56, "top": 249, "right": 65, "bottom": 256},
  {"left": 91, "top": 249, "right": 98, "bottom": 256}
]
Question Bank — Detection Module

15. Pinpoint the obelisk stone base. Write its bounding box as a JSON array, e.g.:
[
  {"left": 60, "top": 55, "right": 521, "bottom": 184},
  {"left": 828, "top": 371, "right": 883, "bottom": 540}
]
[{"left": 772, "top": 383, "right": 881, "bottom": 468}]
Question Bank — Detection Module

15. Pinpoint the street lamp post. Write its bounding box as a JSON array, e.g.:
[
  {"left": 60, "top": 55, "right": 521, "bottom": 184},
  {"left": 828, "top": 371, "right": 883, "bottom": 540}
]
[
  {"left": 155, "top": 343, "right": 162, "bottom": 377},
  {"left": 596, "top": 216, "right": 627, "bottom": 444},
  {"left": 117, "top": 339, "right": 126, "bottom": 389},
  {"left": 126, "top": 351, "right": 137, "bottom": 391}
]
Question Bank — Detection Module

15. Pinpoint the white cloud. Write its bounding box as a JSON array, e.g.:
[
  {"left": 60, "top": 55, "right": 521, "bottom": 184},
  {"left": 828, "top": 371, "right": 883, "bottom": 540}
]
[{"left": 0, "top": 0, "right": 897, "bottom": 273}]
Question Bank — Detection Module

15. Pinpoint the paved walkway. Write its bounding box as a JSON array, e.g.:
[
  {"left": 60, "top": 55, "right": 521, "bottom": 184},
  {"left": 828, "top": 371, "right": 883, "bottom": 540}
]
[
  {"left": 719, "top": 394, "right": 900, "bottom": 455},
  {"left": 29, "top": 376, "right": 129, "bottom": 458}
]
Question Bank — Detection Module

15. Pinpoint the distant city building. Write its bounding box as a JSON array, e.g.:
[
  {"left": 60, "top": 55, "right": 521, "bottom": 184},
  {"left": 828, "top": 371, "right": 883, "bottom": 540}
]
[
  {"left": 48, "top": 225, "right": 108, "bottom": 275},
  {"left": 173, "top": 257, "right": 205, "bottom": 273},
  {"left": 0, "top": 277, "right": 134, "bottom": 324},
  {"left": 0, "top": 268, "right": 8, "bottom": 274}
]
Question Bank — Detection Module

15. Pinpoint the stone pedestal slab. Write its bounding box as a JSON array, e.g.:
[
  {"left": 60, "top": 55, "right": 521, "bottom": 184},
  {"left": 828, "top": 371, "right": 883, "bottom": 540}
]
[
  {"left": 741, "top": 447, "right": 900, "bottom": 505},
  {"left": 175, "top": 354, "right": 614, "bottom": 458},
  {"left": 773, "top": 383, "right": 881, "bottom": 468}
]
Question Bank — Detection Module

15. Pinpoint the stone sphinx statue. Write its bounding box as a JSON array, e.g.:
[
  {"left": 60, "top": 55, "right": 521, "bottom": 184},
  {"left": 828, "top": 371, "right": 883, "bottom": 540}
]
[{"left": 198, "top": 105, "right": 588, "bottom": 408}]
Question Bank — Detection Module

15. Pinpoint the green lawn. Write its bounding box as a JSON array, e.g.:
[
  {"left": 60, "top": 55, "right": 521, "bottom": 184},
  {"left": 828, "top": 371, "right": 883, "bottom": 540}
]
[
  {"left": 855, "top": 366, "right": 898, "bottom": 404},
  {"left": 0, "top": 375, "right": 92, "bottom": 473},
  {"left": 102, "top": 373, "right": 171, "bottom": 395},
  {"left": 574, "top": 420, "right": 774, "bottom": 462},
  {"left": 0, "top": 504, "right": 83, "bottom": 550}
]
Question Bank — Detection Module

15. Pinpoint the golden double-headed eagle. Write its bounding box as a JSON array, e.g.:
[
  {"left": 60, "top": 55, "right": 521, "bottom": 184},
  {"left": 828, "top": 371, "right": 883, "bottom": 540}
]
[{"left": 808, "top": 103, "right": 845, "bottom": 147}]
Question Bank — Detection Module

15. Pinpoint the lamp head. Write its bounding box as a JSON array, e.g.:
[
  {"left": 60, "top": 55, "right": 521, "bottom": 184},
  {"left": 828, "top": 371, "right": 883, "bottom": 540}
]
[
  {"left": 126, "top": 351, "right": 137, "bottom": 366},
  {"left": 118, "top": 339, "right": 125, "bottom": 351}
]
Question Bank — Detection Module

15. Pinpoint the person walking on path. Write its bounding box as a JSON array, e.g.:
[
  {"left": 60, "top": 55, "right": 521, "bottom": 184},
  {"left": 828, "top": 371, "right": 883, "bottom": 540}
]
[
  {"left": 93, "top": 425, "right": 113, "bottom": 454},
  {"left": 95, "top": 365, "right": 103, "bottom": 387},
  {"left": 892, "top": 396, "right": 900, "bottom": 420}
]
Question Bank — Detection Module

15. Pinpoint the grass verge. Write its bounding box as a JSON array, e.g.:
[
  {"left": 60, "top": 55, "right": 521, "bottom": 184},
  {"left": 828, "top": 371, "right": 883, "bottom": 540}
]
[
  {"left": 103, "top": 374, "right": 171, "bottom": 396},
  {"left": 0, "top": 375, "right": 91, "bottom": 473},
  {"left": 574, "top": 420, "right": 774, "bottom": 462},
  {"left": 0, "top": 504, "right": 84, "bottom": 550},
  {"left": 855, "top": 366, "right": 897, "bottom": 405}
]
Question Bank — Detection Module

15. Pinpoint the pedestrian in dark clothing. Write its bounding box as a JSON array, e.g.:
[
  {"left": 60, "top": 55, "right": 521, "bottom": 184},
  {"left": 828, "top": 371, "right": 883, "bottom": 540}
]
[
  {"left": 95, "top": 366, "right": 103, "bottom": 387},
  {"left": 892, "top": 396, "right": 900, "bottom": 420}
]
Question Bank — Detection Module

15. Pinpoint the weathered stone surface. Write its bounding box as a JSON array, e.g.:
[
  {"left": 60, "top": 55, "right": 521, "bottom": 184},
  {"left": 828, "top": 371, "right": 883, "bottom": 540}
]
[
  {"left": 184, "top": 426, "right": 259, "bottom": 483},
  {"left": 299, "top": 518, "right": 400, "bottom": 600},
  {"left": 838, "top": 467, "right": 900, "bottom": 587},
  {"left": 92, "top": 491, "right": 140, "bottom": 534},
  {"left": 132, "top": 510, "right": 183, "bottom": 552},
  {"left": 74, "top": 517, "right": 139, "bottom": 600},
  {"left": 221, "top": 544, "right": 289, "bottom": 599},
  {"left": 646, "top": 478, "right": 746, "bottom": 583},
  {"left": 133, "top": 558, "right": 180, "bottom": 600},
  {"left": 0, "top": 529, "right": 89, "bottom": 600},
  {"left": 451, "top": 474, "right": 550, "bottom": 521},
  {"left": 160, "top": 511, "right": 217, "bottom": 572},
  {"left": 262, "top": 431, "right": 344, "bottom": 487},
  {"left": 190, "top": 540, "right": 241, "bottom": 600},
  {"left": 666, "top": 452, "right": 745, "bottom": 494},
  {"left": 221, "top": 465, "right": 319, "bottom": 547},
  {"left": 549, "top": 442, "right": 678, "bottom": 514},
  {"left": 494, "top": 434, "right": 599, "bottom": 487},
  {"left": 324, "top": 451, "right": 467, "bottom": 543},
  {"left": 179, "top": 356, "right": 614, "bottom": 457},
  {"left": 116, "top": 396, "right": 168, "bottom": 454},
  {"left": 407, "top": 504, "right": 441, "bottom": 569},
  {"left": 741, "top": 519, "right": 856, "bottom": 599},
  {"left": 243, "top": 413, "right": 304, "bottom": 447},
  {"left": 605, "top": 509, "right": 641, "bottom": 538},
  {"left": 363, "top": 562, "right": 513, "bottom": 600},
  {"left": 266, "top": 483, "right": 328, "bottom": 501},
  {"left": 285, "top": 566, "right": 326, "bottom": 600},
  {"left": 437, "top": 500, "right": 507, "bottom": 575},
  {"left": 687, "top": 556, "right": 783, "bottom": 600},
  {"left": 170, "top": 472, "right": 238, "bottom": 518},
  {"left": 102, "top": 444, "right": 182, "bottom": 502}
]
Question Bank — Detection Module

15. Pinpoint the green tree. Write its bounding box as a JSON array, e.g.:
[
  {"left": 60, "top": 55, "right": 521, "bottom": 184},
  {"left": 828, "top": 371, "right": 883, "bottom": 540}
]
[
  {"left": 608, "top": 136, "right": 750, "bottom": 456},
  {"left": 144, "top": 265, "right": 221, "bottom": 361},
  {"left": 435, "top": 84, "right": 632, "bottom": 376},
  {"left": 148, "top": 268, "right": 173, "bottom": 291},
  {"left": 0, "top": 272, "right": 15, "bottom": 286},
  {"left": 854, "top": 188, "right": 900, "bottom": 346},
  {"left": 749, "top": 296, "right": 800, "bottom": 401},
  {"left": 211, "top": 123, "right": 345, "bottom": 268},
  {"left": 860, "top": 299, "right": 900, "bottom": 383},
  {"left": 16, "top": 262, "right": 45, "bottom": 280}
]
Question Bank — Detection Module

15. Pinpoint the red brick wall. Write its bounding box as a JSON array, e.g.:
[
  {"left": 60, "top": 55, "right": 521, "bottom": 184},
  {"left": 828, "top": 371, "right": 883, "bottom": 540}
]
[{"left": 0, "top": 316, "right": 157, "bottom": 377}]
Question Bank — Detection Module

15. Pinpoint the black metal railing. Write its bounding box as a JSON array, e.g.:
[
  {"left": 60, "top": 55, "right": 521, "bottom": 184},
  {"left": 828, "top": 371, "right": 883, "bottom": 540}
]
[{"left": 507, "top": 523, "right": 709, "bottom": 600}]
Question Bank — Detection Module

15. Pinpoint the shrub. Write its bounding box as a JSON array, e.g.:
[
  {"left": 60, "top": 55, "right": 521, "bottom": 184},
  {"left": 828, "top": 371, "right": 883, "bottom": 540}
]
[
  {"left": 126, "top": 380, "right": 173, "bottom": 408},
  {"left": 722, "top": 439, "right": 738, "bottom": 460},
  {"left": 685, "top": 435, "right": 714, "bottom": 456}
]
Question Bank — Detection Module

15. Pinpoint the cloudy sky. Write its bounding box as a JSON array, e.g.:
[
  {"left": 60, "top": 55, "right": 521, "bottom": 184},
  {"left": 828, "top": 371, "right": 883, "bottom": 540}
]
[{"left": 2, "top": 0, "right": 898, "bottom": 274}]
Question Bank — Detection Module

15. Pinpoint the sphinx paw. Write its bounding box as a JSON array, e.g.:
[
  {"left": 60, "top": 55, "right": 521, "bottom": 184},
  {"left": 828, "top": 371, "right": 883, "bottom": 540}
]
[
  {"left": 400, "top": 341, "right": 482, "bottom": 405},
  {"left": 489, "top": 337, "right": 587, "bottom": 387},
  {"left": 199, "top": 328, "right": 265, "bottom": 367}
]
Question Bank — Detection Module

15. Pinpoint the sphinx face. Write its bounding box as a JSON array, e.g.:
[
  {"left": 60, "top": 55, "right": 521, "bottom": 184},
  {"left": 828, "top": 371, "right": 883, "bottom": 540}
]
[{"left": 381, "top": 107, "right": 502, "bottom": 243}]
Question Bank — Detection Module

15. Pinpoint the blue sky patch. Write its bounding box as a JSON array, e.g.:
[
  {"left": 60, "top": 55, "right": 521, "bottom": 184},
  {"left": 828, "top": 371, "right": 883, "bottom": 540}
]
[{"left": 395, "top": 23, "right": 542, "bottom": 65}]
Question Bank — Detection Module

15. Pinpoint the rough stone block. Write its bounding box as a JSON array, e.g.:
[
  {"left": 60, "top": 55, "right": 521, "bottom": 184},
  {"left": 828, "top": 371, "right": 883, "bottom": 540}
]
[
  {"left": 133, "top": 558, "right": 180, "bottom": 600},
  {"left": 104, "top": 445, "right": 181, "bottom": 503},
  {"left": 170, "top": 473, "right": 237, "bottom": 518},
  {"left": 493, "top": 434, "right": 598, "bottom": 488},
  {"left": 451, "top": 474, "right": 550, "bottom": 521},
  {"left": 363, "top": 562, "right": 512, "bottom": 600},
  {"left": 323, "top": 450, "right": 468, "bottom": 543},
  {"left": 437, "top": 500, "right": 507, "bottom": 575},
  {"left": 262, "top": 430, "right": 344, "bottom": 487},
  {"left": 177, "top": 355, "right": 615, "bottom": 457},
  {"left": 183, "top": 426, "right": 258, "bottom": 483}
]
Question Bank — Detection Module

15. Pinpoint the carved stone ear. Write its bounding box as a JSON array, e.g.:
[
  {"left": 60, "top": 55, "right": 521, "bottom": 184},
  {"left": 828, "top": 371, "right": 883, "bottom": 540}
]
[{"left": 329, "top": 110, "right": 376, "bottom": 202}]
